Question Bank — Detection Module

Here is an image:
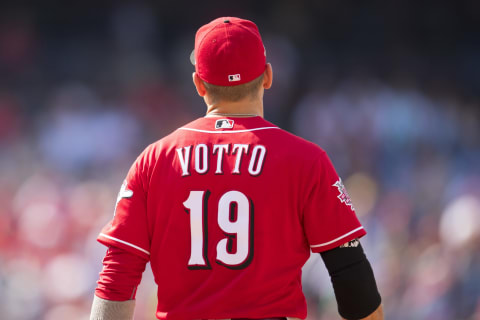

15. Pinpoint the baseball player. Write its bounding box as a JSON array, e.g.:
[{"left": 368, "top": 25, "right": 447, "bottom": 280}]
[{"left": 90, "top": 17, "right": 383, "bottom": 320}]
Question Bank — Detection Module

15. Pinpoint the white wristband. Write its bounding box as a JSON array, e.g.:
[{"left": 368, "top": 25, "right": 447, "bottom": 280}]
[{"left": 90, "top": 295, "right": 136, "bottom": 320}]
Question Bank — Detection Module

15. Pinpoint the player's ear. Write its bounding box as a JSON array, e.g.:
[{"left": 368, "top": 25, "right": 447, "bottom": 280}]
[
  {"left": 263, "top": 63, "right": 273, "bottom": 90},
  {"left": 193, "top": 72, "right": 207, "bottom": 97}
]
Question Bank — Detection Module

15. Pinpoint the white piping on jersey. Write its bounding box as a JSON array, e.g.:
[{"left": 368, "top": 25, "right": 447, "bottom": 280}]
[
  {"left": 99, "top": 233, "right": 150, "bottom": 256},
  {"left": 178, "top": 127, "right": 279, "bottom": 134},
  {"left": 310, "top": 226, "right": 364, "bottom": 248}
]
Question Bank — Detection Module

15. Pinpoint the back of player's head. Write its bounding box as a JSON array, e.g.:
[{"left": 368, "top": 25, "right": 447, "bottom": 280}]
[{"left": 191, "top": 17, "right": 267, "bottom": 87}]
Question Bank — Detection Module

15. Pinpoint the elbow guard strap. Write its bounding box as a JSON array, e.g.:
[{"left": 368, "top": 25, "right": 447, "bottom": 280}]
[{"left": 320, "top": 240, "right": 381, "bottom": 320}]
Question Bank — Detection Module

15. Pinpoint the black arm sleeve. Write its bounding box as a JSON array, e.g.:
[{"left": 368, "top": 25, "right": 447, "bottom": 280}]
[{"left": 319, "top": 240, "right": 381, "bottom": 320}]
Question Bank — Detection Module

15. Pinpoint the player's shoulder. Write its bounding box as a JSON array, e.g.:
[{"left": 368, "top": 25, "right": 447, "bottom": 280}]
[
  {"left": 278, "top": 127, "right": 325, "bottom": 153},
  {"left": 135, "top": 118, "right": 206, "bottom": 158},
  {"left": 263, "top": 119, "right": 326, "bottom": 158}
]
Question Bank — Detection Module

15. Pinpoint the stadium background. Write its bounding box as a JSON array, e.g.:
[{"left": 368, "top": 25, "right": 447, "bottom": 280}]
[{"left": 0, "top": 1, "right": 479, "bottom": 319}]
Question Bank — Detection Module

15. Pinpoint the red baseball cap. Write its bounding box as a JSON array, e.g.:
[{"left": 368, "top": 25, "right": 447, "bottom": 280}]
[{"left": 191, "top": 17, "right": 267, "bottom": 86}]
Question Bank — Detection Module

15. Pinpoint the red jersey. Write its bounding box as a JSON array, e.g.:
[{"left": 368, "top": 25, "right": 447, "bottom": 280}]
[{"left": 98, "top": 116, "right": 366, "bottom": 320}]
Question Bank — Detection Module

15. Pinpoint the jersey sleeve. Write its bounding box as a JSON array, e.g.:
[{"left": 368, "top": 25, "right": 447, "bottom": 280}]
[
  {"left": 97, "top": 148, "right": 152, "bottom": 260},
  {"left": 95, "top": 246, "right": 148, "bottom": 301},
  {"left": 303, "top": 151, "right": 366, "bottom": 253}
]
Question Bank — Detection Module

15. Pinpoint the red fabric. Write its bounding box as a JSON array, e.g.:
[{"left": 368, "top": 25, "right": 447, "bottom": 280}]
[
  {"left": 95, "top": 246, "right": 148, "bottom": 301},
  {"left": 194, "top": 17, "right": 266, "bottom": 86},
  {"left": 98, "top": 116, "right": 366, "bottom": 319},
  {"left": 304, "top": 154, "right": 367, "bottom": 252}
]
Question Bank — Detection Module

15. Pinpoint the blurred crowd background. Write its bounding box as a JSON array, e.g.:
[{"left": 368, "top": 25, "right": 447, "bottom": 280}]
[{"left": 1, "top": 1, "right": 479, "bottom": 319}]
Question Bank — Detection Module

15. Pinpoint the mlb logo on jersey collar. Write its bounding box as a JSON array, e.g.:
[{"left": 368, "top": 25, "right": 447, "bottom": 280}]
[{"left": 215, "top": 119, "right": 234, "bottom": 129}]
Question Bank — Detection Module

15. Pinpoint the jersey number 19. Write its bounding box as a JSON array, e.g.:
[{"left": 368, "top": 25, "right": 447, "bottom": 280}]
[{"left": 184, "top": 190, "right": 254, "bottom": 270}]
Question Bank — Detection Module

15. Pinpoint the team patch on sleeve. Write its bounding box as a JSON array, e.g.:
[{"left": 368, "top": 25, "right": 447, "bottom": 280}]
[{"left": 332, "top": 178, "right": 355, "bottom": 211}]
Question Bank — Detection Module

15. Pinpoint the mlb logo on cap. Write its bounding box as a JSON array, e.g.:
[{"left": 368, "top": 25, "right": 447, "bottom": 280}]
[
  {"left": 215, "top": 119, "right": 234, "bottom": 129},
  {"left": 229, "top": 74, "right": 241, "bottom": 82}
]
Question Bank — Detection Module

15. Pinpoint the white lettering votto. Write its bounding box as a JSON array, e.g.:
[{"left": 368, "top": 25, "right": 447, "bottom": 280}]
[{"left": 176, "top": 143, "right": 267, "bottom": 176}]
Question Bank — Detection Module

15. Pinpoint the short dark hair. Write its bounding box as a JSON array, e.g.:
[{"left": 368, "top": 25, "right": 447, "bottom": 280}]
[{"left": 203, "top": 73, "right": 264, "bottom": 104}]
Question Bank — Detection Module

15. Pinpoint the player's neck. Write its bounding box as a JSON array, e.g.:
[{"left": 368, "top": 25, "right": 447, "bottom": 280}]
[{"left": 205, "top": 99, "right": 264, "bottom": 118}]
